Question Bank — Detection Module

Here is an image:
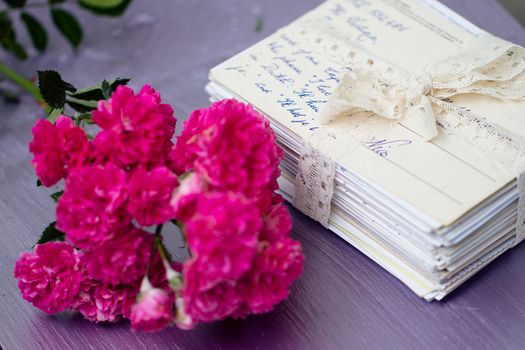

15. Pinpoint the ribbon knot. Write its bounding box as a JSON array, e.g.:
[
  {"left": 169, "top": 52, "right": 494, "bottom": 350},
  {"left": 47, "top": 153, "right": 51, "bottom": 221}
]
[
  {"left": 409, "top": 74, "right": 433, "bottom": 98},
  {"left": 319, "top": 35, "right": 525, "bottom": 140}
]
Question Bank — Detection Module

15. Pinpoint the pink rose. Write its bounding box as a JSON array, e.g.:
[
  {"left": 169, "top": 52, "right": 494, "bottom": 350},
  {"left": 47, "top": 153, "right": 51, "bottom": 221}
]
[
  {"left": 243, "top": 238, "right": 304, "bottom": 314},
  {"left": 130, "top": 283, "right": 174, "bottom": 332},
  {"left": 185, "top": 192, "right": 261, "bottom": 282},
  {"left": 29, "top": 118, "right": 63, "bottom": 186},
  {"left": 20, "top": 93, "right": 303, "bottom": 332},
  {"left": 29, "top": 116, "right": 89, "bottom": 187},
  {"left": 72, "top": 272, "right": 137, "bottom": 323},
  {"left": 56, "top": 164, "right": 130, "bottom": 249},
  {"left": 182, "top": 270, "right": 242, "bottom": 323},
  {"left": 171, "top": 99, "right": 283, "bottom": 197},
  {"left": 92, "top": 85, "right": 176, "bottom": 169},
  {"left": 55, "top": 116, "right": 91, "bottom": 170},
  {"left": 260, "top": 194, "right": 292, "bottom": 243},
  {"left": 127, "top": 166, "right": 178, "bottom": 226},
  {"left": 14, "top": 242, "right": 81, "bottom": 314},
  {"left": 81, "top": 227, "right": 153, "bottom": 285},
  {"left": 170, "top": 172, "right": 206, "bottom": 221}
]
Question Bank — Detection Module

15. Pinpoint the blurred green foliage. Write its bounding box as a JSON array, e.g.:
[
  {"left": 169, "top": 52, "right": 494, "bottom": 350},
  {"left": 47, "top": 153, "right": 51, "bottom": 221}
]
[{"left": 0, "top": 0, "right": 132, "bottom": 59}]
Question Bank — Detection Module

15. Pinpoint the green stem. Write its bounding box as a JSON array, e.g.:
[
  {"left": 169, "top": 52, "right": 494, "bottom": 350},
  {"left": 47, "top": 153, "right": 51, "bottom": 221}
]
[
  {"left": 153, "top": 224, "right": 164, "bottom": 257},
  {"left": 0, "top": 60, "right": 50, "bottom": 113},
  {"left": 155, "top": 224, "right": 172, "bottom": 262},
  {"left": 66, "top": 96, "right": 98, "bottom": 108},
  {"left": 145, "top": 224, "right": 164, "bottom": 277},
  {"left": 157, "top": 240, "right": 169, "bottom": 262},
  {"left": 155, "top": 223, "right": 164, "bottom": 237}
]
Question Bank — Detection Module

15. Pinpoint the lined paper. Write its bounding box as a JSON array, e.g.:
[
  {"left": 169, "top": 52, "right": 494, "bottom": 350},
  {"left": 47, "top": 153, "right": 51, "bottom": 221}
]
[{"left": 210, "top": 0, "right": 523, "bottom": 226}]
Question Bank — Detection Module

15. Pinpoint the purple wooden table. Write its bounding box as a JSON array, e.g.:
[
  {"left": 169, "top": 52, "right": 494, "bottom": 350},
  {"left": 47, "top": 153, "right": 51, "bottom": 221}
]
[{"left": 1, "top": 1, "right": 525, "bottom": 349}]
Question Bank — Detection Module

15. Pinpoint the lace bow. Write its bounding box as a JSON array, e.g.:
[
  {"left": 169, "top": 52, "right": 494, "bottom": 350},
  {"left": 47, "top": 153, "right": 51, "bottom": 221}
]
[{"left": 319, "top": 35, "right": 525, "bottom": 140}]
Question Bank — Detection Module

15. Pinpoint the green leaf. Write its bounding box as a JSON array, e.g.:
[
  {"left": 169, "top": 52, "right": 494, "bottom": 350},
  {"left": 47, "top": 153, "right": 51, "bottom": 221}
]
[
  {"left": 67, "top": 100, "right": 94, "bottom": 113},
  {"left": 0, "top": 12, "right": 12, "bottom": 42},
  {"left": 47, "top": 107, "right": 63, "bottom": 123},
  {"left": 0, "top": 87, "right": 20, "bottom": 103},
  {"left": 65, "top": 96, "right": 98, "bottom": 113},
  {"left": 101, "top": 79, "right": 111, "bottom": 99},
  {"left": 0, "top": 12, "right": 27, "bottom": 60},
  {"left": 50, "top": 190, "right": 64, "bottom": 202},
  {"left": 78, "top": 0, "right": 131, "bottom": 16},
  {"left": 36, "top": 179, "right": 42, "bottom": 187},
  {"left": 66, "top": 101, "right": 89, "bottom": 113},
  {"left": 109, "top": 78, "right": 129, "bottom": 90},
  {"left": 20, "top": 12, "right": 48, "bottom": 52},
  {"left": 38, "top": 70, "right": 76, "bottom": 109},
  {"left": 65, "top": 77, "right": 129, "bottom": 112},
  {"left": 69, "top": 77, "right": 129, "bottom": 101},
  {"left": 66, "top": 96, "right": 98, "bottom": 108},
  {"left": 75, "top": 113, "right": 94, "bottom": 125},
  {"left": 1, "top": 38, "right": 27, "bottom": 59},
  {"left": 36, "top": 222, "right": 65, "bottom": 245},
  {"left": 78, "top": 0, "right": 126, "bottom": 8},
  {"left": 51, "top": 8, "right": 83, "bottom": 48},
  {"left": 4, "top": 0, "right": 27, "bottom": 8}
]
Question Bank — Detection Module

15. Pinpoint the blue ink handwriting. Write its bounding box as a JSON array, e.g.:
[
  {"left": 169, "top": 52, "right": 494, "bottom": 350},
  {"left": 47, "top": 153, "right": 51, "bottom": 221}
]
[
  {"left": 255, "top": 82, "right": 271, "bottom": 94},
  {"left": 347, "top": 16, "right": 378, "bottom": 43},
  {"left": 365, "top": 139, "right": 412, "bottom": 157}
]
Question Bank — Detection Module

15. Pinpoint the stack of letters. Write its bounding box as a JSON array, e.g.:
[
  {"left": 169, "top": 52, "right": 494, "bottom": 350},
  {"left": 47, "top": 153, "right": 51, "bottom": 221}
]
[{"left": 206, "top": 0, "right": 525, "bottom": 300}]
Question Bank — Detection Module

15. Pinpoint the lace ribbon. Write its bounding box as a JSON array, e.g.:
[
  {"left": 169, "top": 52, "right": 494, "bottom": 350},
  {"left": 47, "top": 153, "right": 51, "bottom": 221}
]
[
  {"left": 294, "top": 143, "right": 336, "bottom": 227},
  {"left": 319, "top": 35, "right": 525, "bottom": 140},
  {"left": 297, "top": 33, "right": 525, "bottom": 243}
]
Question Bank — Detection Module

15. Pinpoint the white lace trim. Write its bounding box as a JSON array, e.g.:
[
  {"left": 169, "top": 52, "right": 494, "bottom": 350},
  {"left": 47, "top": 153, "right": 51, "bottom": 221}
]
[{"left": 294, "top": 142, "right": 336, "bottom": 227}]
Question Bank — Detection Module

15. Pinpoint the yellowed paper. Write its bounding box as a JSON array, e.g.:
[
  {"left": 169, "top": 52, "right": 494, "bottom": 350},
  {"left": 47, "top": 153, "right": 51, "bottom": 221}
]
[{"left": 209, "top": 0, "right": 524, "bottom": 226}]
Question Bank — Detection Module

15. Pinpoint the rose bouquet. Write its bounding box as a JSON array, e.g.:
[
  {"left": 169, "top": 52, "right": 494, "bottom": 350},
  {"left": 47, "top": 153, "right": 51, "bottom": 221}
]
[{"left": 14, "top": 73, "right": 304, "bottom": 332}]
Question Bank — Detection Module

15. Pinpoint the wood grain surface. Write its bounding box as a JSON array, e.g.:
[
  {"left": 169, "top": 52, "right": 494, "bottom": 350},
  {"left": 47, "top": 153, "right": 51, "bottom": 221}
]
[{"left": 1, "top": 1, "right": 525, "bottom": 349}]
